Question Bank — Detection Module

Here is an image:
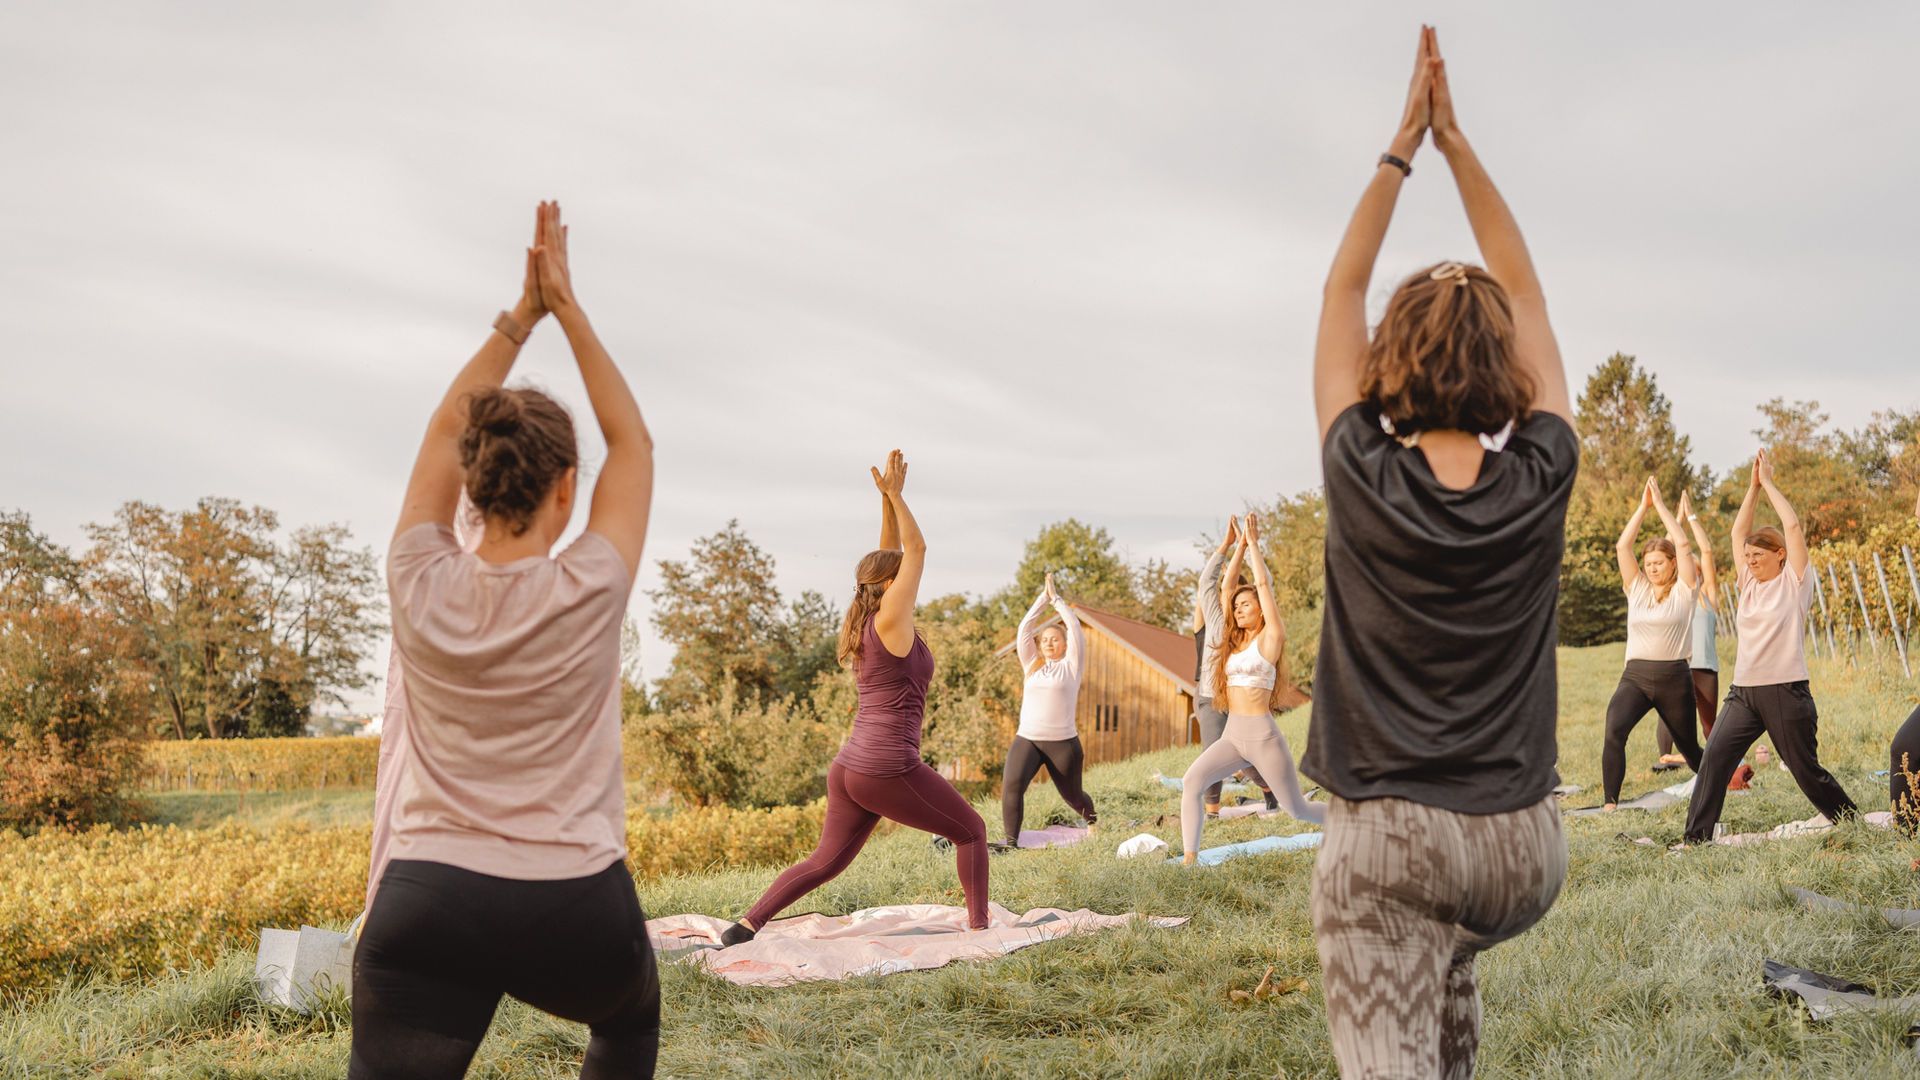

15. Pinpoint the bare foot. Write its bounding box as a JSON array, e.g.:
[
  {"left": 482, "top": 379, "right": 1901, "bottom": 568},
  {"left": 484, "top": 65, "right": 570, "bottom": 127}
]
[
  {"left": 1603, "top": 803, "right": 1617, "bottom": 812},
  {"left": 1182, "top": 852, "right": 1197, "bottom": 867}
]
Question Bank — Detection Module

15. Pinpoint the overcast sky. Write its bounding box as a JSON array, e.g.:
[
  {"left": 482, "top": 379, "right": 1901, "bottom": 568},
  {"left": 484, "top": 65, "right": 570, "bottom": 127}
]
[{"left": 4, "top": 2, "right": 1916, "bottom": 714}]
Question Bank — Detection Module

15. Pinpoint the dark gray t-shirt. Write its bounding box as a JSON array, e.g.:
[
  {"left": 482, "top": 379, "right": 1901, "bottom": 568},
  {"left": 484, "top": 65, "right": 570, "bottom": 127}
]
[{"left": 1302, "top": 403, "right": 1579, "bottom": 813}]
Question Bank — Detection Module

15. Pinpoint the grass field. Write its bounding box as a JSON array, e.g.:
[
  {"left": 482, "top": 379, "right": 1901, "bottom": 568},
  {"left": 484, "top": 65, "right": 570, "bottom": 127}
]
[{"left": 5, "top": 644, "right": 1920, "bottom": 1078}]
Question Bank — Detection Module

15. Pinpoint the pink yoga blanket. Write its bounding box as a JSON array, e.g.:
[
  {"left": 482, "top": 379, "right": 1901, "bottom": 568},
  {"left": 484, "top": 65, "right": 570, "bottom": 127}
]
[
  {"left": 1015, "top": 825, "right": 1089, "bottom": 848},
  {"left": 646, "top": 904, "right": 1187, "bottom": 986}
]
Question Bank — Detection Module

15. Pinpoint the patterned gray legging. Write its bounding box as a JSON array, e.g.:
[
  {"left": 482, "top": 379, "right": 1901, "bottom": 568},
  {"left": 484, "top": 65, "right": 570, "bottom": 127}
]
[{"left": 1310, "top": 794, "right": 1565, "bottom": 1080}]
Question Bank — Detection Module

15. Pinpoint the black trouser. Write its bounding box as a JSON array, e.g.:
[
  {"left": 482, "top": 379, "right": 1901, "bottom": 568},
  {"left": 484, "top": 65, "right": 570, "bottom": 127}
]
[
  {"left": 350, "top": 858, "right": 660, "bottom": 1079},
  {"left": 1658, "top": 669, "right": 1719, "bottom": 756},
  {"left": 1602, "top": 659, "right": 1701, "bottom": 803},
  {"left": 1684, "top": 682, "right": 1859, "bottom": 843},
  {"left": 1892, "top": 705, "right": 1920, "bottom": 835},
  {"left": 1001, "top": 735, "right": 1097, "bottom": 843}
]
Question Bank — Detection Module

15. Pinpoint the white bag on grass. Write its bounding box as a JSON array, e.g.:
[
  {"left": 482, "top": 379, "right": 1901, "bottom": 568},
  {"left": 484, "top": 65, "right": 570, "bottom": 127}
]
[
  {"left": 255, "top": 925, "right": 354, "bottom": 1013},
  {"left": 1115, "top": 833, "right": 1168, "bottom": 859}
]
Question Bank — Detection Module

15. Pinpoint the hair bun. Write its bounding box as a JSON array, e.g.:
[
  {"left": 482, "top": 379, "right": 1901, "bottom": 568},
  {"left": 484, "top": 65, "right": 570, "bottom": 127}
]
[{"left": 468, "top": 388, "right": 524, "bottom": 437}]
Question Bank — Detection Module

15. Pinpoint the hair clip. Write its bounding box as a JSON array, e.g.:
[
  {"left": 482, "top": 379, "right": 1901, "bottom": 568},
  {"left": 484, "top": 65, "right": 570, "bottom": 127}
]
[{"left": 1429, "top": 262, "right": 1470, "bottom": 287}]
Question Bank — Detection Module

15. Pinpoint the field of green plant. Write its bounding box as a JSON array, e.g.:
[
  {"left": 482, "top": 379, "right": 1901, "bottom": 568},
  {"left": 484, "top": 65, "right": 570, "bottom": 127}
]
[{"left": 4, "top": 643, "right": 1919, "bottom": 1078}]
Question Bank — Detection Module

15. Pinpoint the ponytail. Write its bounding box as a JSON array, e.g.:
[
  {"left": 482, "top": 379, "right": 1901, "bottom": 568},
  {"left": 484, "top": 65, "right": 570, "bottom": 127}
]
[{"left": 837, "top": 549, "right": 905, "bottom": 666}]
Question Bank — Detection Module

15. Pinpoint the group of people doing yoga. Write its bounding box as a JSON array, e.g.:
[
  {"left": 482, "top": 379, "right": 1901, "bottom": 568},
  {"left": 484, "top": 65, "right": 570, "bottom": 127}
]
[
  {"left": 349, "top": 26, "right": 1899, "bottom": 1080},
  {"left": 1600, "top": 453, "right": 1865, "bottom": 845}
]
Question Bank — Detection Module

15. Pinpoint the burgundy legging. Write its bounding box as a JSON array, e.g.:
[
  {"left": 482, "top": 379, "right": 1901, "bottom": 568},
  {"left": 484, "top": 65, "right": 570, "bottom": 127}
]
[{"left": 744, "top": 761, "right": 989, "bottom": 930}]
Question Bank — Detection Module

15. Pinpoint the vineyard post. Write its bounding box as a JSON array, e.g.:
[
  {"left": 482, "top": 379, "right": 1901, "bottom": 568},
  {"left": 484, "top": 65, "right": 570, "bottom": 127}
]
[
  {"left": 1810, "top": 561, "right": 1839, "bottom": 660},
  {"left": 1876, "top": 551, "right": 1912, "bottom": 678},
  {"left": 1904, "top": 545, "right": 1920, "bottom": 635},
  {"left": 1849, "top": 559, "right": 1882, "bottom": 659}
]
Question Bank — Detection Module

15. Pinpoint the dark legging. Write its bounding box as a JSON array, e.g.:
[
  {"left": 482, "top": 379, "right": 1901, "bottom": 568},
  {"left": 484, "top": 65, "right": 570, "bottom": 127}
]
[
  {"left": 1684, "top": 681, "right": 1859, "bottom": 843},
  {"left": 745, "top": 760, "right": 989, "bottom": 930},
  {"left": 1658, "top": 669, "right": 1719, "bottom": 756},
  {"left": 1602, "top": 659, "right": 1702, "bottom": 803},
  {"left": 350, "top": 859, "right": 659, "bottom": 1080},
  {"left": 1000, "top": 735, "right": 1097, "bottom": 843},
  {"left": 1892, "top": 704, "right": 1920, "bottom": 835}
]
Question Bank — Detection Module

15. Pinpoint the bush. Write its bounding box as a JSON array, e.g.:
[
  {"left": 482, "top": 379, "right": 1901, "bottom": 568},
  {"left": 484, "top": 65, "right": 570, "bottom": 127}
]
[
  {"left": 0, "top": 799, "right": 834, "bottom": 998},
  {"left": 0, "top": 602, "right": 149, "bottom": 828},
  {"left": 138, "top": 736, "right": 382, "bottom": 792},
  {"left": 623, "top": 682, "right": 844, "bottom": 808}
]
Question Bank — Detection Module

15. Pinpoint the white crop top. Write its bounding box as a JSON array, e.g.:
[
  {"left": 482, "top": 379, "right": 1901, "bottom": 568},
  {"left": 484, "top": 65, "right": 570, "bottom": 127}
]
[{"left": 1223, "top": 642, "right": 1277, "bottom": 690}]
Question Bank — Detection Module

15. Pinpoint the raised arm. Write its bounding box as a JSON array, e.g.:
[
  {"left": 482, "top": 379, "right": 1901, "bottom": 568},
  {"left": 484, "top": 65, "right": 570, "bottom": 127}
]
[
  {"left": 1648, "top": 481, "right": 1697, "bottom": 589},
  {"left": 1197, "top": 518, "right": 1237, "bottom": 638},
  {"left": 871, "top": 450, "right": 925, "bottom": 657},
  {"left": 534, "top": 203, "right": 654, "bottom": 580},
  {"left": 1244, "top": 515, "right": 1286, "bottom": 664},
  {"left": 1314, "top": 28, "right": 1434, "bottom": 442},
  {"left": 1679, "top": 491, "right": 1719, "bottom": 609},
  {"left": 1218, "top": 521, "right": 1248, "bottom": 624},
  {"left": 395, "top": 206, "right": 547, "bottom": 540},
  {"left": 1052, "top": 574, "right": 1085, "bottom": 679},
  {"left": 1616, "top": 481, "right": 1652, "bottom": 592},
  {"left": 1730, "top": 453, "right": 1762, "bottom": 564},
  {"left": 1428, "top": 30, "right": 1572, "bottom": 424},
  {"left": 1754, "top": 449, "right": 1809, "bottom": 576},
  {"left": 1015, "top": 585, "right": 1049, "bottom": 672}
]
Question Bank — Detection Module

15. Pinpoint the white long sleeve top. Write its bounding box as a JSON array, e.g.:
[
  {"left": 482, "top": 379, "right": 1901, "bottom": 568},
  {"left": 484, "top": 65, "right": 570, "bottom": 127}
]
[{"left": 1015, "top": 592, "right": 1085, "bottom": 741}]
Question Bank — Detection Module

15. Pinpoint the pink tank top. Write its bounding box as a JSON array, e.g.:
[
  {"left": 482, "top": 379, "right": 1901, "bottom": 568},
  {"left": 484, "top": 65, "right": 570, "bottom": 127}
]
[{"left": 834, "top": 619, "right": 935, "bottom": 777}]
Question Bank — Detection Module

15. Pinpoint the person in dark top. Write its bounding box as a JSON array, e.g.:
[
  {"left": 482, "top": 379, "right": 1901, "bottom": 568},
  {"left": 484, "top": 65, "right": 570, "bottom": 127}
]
[
  {"left": 720, "top": 451, "right": 991, "bottom": 945},
  {"left": 1303, "top": 27, "right": 1577, "bottom": 1079}
]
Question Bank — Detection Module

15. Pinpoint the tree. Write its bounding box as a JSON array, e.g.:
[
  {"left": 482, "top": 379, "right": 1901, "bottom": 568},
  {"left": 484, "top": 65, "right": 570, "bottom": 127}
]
[
  {"left": 1560, "top": 355, "right": 1707, "bottom": 645},
  {"left": 997, "top": 519, "right": 1139, "bottom": 625},
  {"left": 0, "top": 512, "right": 148, "bottom": 827},
  {"left": 1131, "top": 559, "right": 1198, "bottom": 634},
  {"left": 1704, "top": 399, "right": 1901, "bottom": 544},
  {"left": 646, "top": 520, "right": 785, "bottom": 711},
  {"left": 84, "top": 499, "right": 381, "bottom": 739},
  {"left": 769, "top": 590, "right": 840, "bottom": 702}
]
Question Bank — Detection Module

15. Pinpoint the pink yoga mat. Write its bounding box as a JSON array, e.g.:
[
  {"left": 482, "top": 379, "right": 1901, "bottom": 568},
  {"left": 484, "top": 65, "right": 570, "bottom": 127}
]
[
  {"left": 1015, "top": 825, "right": 1089, "bottom": 848},
  {"left": 647, "top": 904, "right": 1188, "bottom": 986}
]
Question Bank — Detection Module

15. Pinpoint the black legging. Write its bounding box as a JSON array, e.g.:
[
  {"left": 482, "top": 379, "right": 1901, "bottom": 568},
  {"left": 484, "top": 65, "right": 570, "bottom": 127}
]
[
  {"left": 1684, "top": 681, "right": 1859, "bottom": 843},
  {"left": 1893, "top": 704, "right": 1920, "bottom": 835},
  {"left": 350, "top": 859, "right": 660, "bottom": 1079},
  {"left": 1602, "top": 659, "right": 1702, "bottom": 804},
  {"left": 1001, "top": 736, "right": 1097, "bottom": 843},
  {"left": 1658, "top": 669, "right": 1719, "bottom": 756}
]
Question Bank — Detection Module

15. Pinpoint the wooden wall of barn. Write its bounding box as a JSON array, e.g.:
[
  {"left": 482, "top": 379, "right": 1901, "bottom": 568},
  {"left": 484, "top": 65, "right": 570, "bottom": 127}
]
[{"left": 1073, "top": 624, "right": 1193, "bottom": 767}]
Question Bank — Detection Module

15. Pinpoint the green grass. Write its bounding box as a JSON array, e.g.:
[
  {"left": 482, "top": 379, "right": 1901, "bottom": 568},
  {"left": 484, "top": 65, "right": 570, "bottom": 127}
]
[{"left": 6, "top": 645, "right": 1920, "bottom": 1078}]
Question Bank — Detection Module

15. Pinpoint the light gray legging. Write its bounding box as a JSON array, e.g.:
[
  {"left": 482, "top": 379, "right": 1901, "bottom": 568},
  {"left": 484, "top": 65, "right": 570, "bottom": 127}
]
[{"left": 1180, "top": 713, "right": 1326, "bottom": 855}]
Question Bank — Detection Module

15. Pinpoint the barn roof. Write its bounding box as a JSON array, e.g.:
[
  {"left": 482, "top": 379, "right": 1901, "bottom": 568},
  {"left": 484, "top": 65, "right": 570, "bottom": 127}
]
[{"left": 998, "top": 602, "right": 1310, "bottom": 711}]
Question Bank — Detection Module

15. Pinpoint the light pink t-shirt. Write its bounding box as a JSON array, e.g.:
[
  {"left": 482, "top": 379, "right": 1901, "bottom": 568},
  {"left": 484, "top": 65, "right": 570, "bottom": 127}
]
[
  {"left": 1733, "top": 561, "right": 1814, "bottom": 687},
  {"left": 386, "top": 523, "right": 631, "bottom": 881}
]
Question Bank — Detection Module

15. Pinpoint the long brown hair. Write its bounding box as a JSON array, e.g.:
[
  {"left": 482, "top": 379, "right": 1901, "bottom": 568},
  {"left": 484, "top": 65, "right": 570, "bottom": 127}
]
[
  {"left": 459, "top": 387, "right": 579, "bottom": 537},
  {"left": 1642, "top": 537, "right": 1678, "bottom": 603},
  {"left": 837, "top": 549, "right": 905, "bottom": 667},
  {"left": 1211, "top": 583, "right": 1263, "bottom": 703},
  {"left": 1360, "top": 262, "right": 1535, "bottom": 436}
]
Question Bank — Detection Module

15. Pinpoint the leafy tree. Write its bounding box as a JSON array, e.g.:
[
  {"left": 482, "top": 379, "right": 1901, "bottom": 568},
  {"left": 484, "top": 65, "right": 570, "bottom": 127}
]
[
  {"left": 770, "top": 590, "right": 840, "bottom": 702},
  {"left": 623, "top": 680, "right": 840, "bottom": 808},
  {"left": 0, "top": 512, "right": 148, "bottom": 827},
  {"left": 647, "top": 520, "right": 784, "bottom": 710},
  {"left": 1560, "top": 355, "right": 1706, "bottom": 645},
  {"left": 84, "top": 499, "right": 381, "bottom": 739},
  {"left": 1704, "top": 399, "right": 1905, "bottom": 544},
  {"left": 996, "top": 519, "right": 1139, "bottom": 625},
  {"left": 1131, "top": 559, "right": 1199, "bottom": 635}
]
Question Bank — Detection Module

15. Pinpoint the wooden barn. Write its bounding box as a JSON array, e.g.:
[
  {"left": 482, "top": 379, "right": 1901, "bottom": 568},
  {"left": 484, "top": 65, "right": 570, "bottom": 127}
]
[{"left": 1001, "top": 603, "right": 1309, "bottom": 767}]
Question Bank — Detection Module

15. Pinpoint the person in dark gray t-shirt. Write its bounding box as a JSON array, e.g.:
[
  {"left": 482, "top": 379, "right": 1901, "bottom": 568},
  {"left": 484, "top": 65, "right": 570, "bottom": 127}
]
[{"left": 1301, "top": 26, "right": 1580, "bottom": 1080}]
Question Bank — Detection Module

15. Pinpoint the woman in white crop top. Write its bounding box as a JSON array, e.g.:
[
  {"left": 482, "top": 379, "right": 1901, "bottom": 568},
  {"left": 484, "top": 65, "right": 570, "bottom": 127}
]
[
  {"left": 1599, "top": 478, "right": 1701, "bottom": 810},
  {"left": 1178, "top": 514, "right": 1326, "bottom": 864},
  {"left": 998, "top": 573, "right": 1098, "bottom": 846}
]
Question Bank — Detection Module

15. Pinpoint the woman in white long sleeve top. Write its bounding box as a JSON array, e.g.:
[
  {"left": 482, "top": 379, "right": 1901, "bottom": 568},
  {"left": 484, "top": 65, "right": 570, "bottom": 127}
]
[{"left": 999, "top": 573, "right": 1097, "bottom": 845}]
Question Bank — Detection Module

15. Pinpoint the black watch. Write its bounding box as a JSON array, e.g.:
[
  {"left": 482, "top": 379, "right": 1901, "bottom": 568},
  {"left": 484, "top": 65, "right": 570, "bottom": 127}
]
[{"left": 1378, "top": 153, "right": 1412, "bottom": 177}]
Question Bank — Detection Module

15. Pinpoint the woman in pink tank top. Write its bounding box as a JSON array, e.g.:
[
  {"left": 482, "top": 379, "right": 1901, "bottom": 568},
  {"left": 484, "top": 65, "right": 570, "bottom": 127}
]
[{"left": 720, "top": 450, "right": 993, "bottom": 945}]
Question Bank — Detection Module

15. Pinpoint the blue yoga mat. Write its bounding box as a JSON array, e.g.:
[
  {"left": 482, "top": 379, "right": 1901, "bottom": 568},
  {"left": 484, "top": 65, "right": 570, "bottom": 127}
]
[
  {"left": 1156, "top": 774, "right": 1255, "bottom": 793},
  {"left": 1169, "top": 831, "right": 1324, "bottom": 866}
]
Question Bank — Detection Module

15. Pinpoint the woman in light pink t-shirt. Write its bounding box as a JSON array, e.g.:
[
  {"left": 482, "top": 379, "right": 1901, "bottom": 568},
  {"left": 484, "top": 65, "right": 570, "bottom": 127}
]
[
  {"left": 350, "top": 203, "right": 661, "bottom": 1080},
  {"left": 1683, "top": 450, "right": 1858, "bottom": 844},
  {"left": 1599, "top": 478, "right": 1701, "bottom": 809}
]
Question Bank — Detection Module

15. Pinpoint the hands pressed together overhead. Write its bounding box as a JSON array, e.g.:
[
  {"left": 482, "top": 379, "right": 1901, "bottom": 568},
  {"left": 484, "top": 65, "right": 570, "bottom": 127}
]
[
  {"left": 1395, "top": 25, "right": 1463, "bottom": 159},
  {"left": 870, "top": 449, "right": 908, "bottom": 497},
  {"left": 512, "top": 201, "right": 582, "bottom": 333}
]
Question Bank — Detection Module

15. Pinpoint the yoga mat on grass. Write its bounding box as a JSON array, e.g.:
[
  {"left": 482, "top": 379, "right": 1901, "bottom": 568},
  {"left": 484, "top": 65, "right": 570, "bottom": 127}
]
[
  {"left": 1764, "top": 958, "right": 1920, "bottom": 1056},
  {"left": 1790, "top": 885, "right": 1920, "bottom": 929},
  {"left": 646, "top": 904, "right": 1188, "bottom": 986},
  {"left": 1718, "top": 810, "right": 1893, "bottom": 847},
  {"left": 1153, "top": 771, "right": 1254, "bottom": 794},
  {"left": 1015, "top": 825, "right": 1089, "bottom": 849},
  {"left": 1566, "top": 776, "right": 1697, "bottom": 816},
  {"left": 1170, "top": 831, "right": 1323, "bottom": 867}
]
